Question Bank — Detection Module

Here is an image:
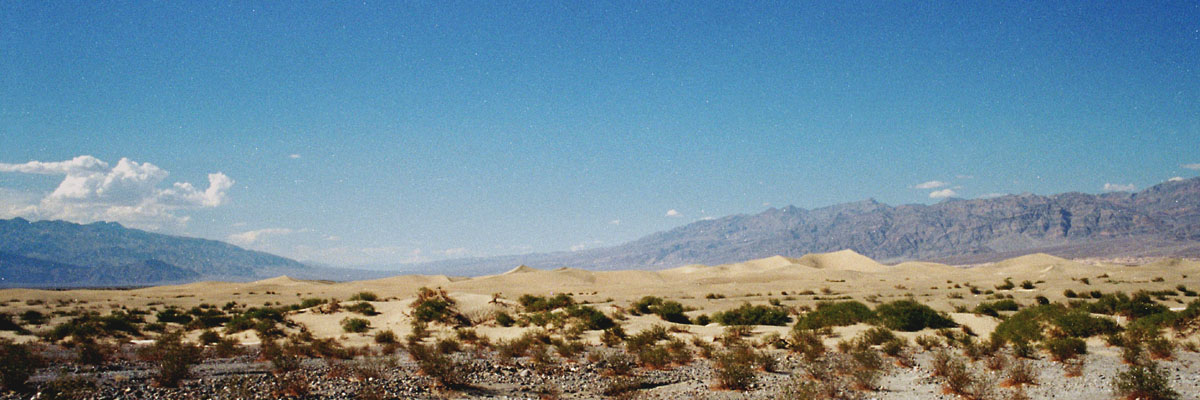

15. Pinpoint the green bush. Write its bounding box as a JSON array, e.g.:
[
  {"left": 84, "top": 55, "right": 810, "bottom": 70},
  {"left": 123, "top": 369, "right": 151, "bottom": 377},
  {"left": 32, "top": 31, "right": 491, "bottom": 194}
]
[
  {"left": 298, "top": 298, "right": 326, "bottom": 309},
  {"left": 46, "top": 312, "right": 142, "bottom": 341},
  {"left": 494, "top": 311, "right": 515, "bottom": 327},
  {"left": 342, "top": 318, "right": 371, "bottom": 333},
  {"left": 19, "top": 310, "right": 46, "bottom": 326},
  {"left": 1044, "top": 337, "right": 1086, "bottom": 361},
  {"left": 712, "top": 303, "right": 790, "bottom": 326},
  {"left": 1086, "top": 291, "right": 1168, "bottom": 319},
  {"left": 629, "top": 296, "right": 691, "bottom": 324},
  {"left": 1112, "top": 363, "right": 1179, "bottom": 400},
  {"left": 346, "top": 302, "right": 379, "bottom": 316},
  {"left": 874, "top": 300, "right": 956, "bottom": 332},
  {"left": 374, "top": 330, "right": 397, "bottom": 344},
  {"left": 519, "top": 293, "right": 575, "bottom": 312},
  {"left": 155, "top": 308, "right": 192, "bottom": 324},
  {"left": 564, "top": 305, "right": 615, "bottom": 330},
  {"left": 793, "top": 301, "right": 875, "bottom": 330},
  {"left": 411, "top": 288, "right": 469, "bottom": 326},
  {"left": 973, "top": 300, "right": 1019, "bottom": 317},
  {"left": 198, "top": 330, "right": 221, "bottom": 345},
  {"left": 1052, "top": 309, "right": 1119, "bottom": 338},
  {"left": 349, "top": 292, "right": 379, "bottom": 302}
]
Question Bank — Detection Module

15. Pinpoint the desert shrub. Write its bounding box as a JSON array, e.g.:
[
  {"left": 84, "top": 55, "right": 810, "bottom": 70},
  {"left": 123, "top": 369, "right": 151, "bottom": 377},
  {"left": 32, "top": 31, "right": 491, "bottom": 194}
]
[
  {"left": 140, "top": 330, "right": 202, "bottom": 388},
  {"left": 436, "top": 337, "right": 461, "bottom": 354},
  {"left": 625, "top": 325, "right": 670, "bottom": 353},
  {"left": 38, "top": 374, "right": 97, "bottom": 400},
  {"left": 342, "top": 318, "right": 371, "bottom": 333},
  {"left": 18, "top": 310, "right": 45, "bottom": 326},
  {"left": 712, "top": 303, "right": 790, "bottom": 326},
  {"left": 1020, "top": 280, "right": 1035, "bottom": 289},
  {"left": 874, "top": 300, "right": 956, "bottom": 332},
  {"left": 1112, "top": 363, "right": 1179, "bottom": 400},
  {"left": 996, "top": 278, "right": 1015, "bottom": 290},
  {"left": 346, "top": 302, "right": 379, "bottom": 316},
  {"left": 299, "top": 298, "right": 326, "bottom": 309},
  {"left": 198, "top": 330, "right": 221, "bottom": 345},
  {"left": 849, "top": 349, "right": 885, "bottom": 390},
  {"left": 941, "top": 355, "right": 976, "bottom": 396},
  {"left": 915, "top": 335, "right": 941, "bottom": 350},
  {"left": 411, "top": 287, "right": 469, "bottom": 326},
  {"left": 713, "top": 345, "right": 758, "bottom": 390},
  {"left": 1044, "top": 337, "right": 1086, "bottom": 361},
  {"left": 564, "top": 305, "right": 615, "bottom": 330},
  {"left": 629, "top": 296, "right": 691, "bottom": 324},
  {"left": 1064, "top": 289, "right": 1078, "bottom": 298},
  {"left": 0, "top": 339, "right": 42, "bottom": 392},
  {"left": 374, "top": 329, "right": 397, "bottom": 344},
  {"left": 694, "top": 314, "right": 711, "bottom": 326},
  {"left": 349, "top": 292, "right": 379, "bottom": 302},
  {"left": 600, "top": 326, "right": 626, "bottom": 346},
  {"left": 602, "top": 375, "right": 643, "bottom": 397},
  {"left": 793, "top": 301, "right": 875, "bottom": 330},
  {"left": 519, "top": 293, "right": 575, "bottom": 312},
  {"left": 213, "top": 337, "right": 241, "bottom": 358},
  {"left": 1086, "top": 291, "right": 1168, "bottom": 319},
  {"left": 75, "top": 337, "right": 113, "bottom": 366},
  {"left": 408, "top": 343, "right": 467, "bottom": 388},
  {"left": 1005, "top": 359, "right": 1037, "bottom": 386},
  {"left": 857, "top": 326, "right": 898, "bottom": 347},
  {"left": 155, "top": 308, "right": 192, "bottom": 324},
  {"left": 224, "top": 306, "right": 285, "bottom": 334},
  {"left": 1147, "top": 337, "right": 1175, "bottom": 360},
  {"left": 973, "top": 300, "right": 1020, "bottom": 317},
  {"left": 494, "top": 311, "right": 515, "bottom": 327},
  {"left": 1052, "top": 309, "right": 1120, "bottom": 338},
  {"left": 636, "top": 344, "right": 671, "bottom": 369},
  {"left": 788, "top": 329, "right": 826, "bottom": 360}
]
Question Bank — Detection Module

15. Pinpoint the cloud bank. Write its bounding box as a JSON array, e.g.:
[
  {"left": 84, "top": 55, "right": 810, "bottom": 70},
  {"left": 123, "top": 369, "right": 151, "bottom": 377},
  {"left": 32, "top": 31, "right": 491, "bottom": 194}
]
[
  {"left": 0, "top": 156, "right": 233, "bottom": 229},
  {"left": 665, "top": 209, "right": 681, "bottom": 217},
  {"left": 929, "top": 189, "right": 957, "bottom": 199}
]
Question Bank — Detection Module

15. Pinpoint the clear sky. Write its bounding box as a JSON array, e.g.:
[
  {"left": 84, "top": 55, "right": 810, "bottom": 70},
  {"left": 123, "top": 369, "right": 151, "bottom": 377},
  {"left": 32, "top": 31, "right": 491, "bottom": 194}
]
[{"left": 2, "top": 2, "right": 1198, "bottom": 267}]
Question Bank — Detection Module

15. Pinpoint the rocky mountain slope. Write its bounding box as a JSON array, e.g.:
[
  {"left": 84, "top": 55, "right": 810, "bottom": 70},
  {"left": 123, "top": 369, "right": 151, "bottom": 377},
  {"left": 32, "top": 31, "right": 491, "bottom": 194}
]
[{"left": 409, "top": 177, "right": 1200, "bottom": 275}]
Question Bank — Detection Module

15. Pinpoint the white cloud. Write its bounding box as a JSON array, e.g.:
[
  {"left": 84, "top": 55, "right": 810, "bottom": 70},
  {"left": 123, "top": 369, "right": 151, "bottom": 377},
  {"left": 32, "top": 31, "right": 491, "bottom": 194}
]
[
  {"left": 1168, "top": 177, "right": 1185, "bottom": 182},
  {"left": 609, "top": 219, "right": 621, "bottom": 225},
  {"left": 665, "top": 209, "right": 681, "bottom": 217},
  {"left": 1103, "top": 183, "right": 1136, "bottom": 192},
  {"left": 0, "top": 156, "right": 233, "bottom": 230},
  {"left": 288, "top": 154, "right": 301, "bottom": 159},
  {"left": 227, "top": 228, "right": 296, "bottom": 246},
  {"left": 929, "top": 189, "right": 958, "bottom": 199},
  {"left": 1182, "top": 163, "right": 1200, "bottom": 170},
  {"left": 912, "top": 180, "right": 949, "bottom": 189}
]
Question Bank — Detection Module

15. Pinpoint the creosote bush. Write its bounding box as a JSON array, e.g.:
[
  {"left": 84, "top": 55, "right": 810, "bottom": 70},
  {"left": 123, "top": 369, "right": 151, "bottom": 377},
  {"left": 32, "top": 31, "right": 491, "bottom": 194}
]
[
  {"left": 139, "top": 330, "right": 202, "bottom": 388},
  {"left": 793, "top": 301, "right": 874, "bottom": 330},
  {"left": 341, "top": 318, "right": 371, "bottom": 333},
  {"left": 712, "top": 303, "right": 790, "bottom": 326},
  {"left": 874, "top": 300, "right": 956, "bottom": 332},
  {"left": 629, "top": 296, "right": 691, "bottom": 324},
  {"left": 1044, "top": 337, "right": 1086, "bottom": 362},
  {"left": 1112, "top": 362, "right": 1179, "bottom": 400}
]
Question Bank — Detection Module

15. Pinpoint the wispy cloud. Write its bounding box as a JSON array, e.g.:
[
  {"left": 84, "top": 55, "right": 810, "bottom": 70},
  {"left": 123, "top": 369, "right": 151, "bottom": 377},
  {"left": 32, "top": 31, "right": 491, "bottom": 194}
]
[
  {"left": 0, "top": 156, "right": 233, "bottom": 230},
  {"left": 1103, "top": 183, "right": 1136, "bottom": 192},
  {"left": 1168, "top": 177, "right": 1185, "bottom": 182},
  {"left": 227, "top": 228, "right": 297, "bottom": 246},
  {"left": 609, "top": 219, "right": 621, "bottom": 225},
  {"left": 1182, "top": 163, "right": 1200, "bottom": 170},
  {"left": 665, "top": 209, "right": 682, "bottom": 217},
  {"left": 288, "top": 154, "right": 301, "bottom": 159},
  {"left": 912, "top": 180, "right": 949, "bottom": 189},
  {"left": 929, "top": 189, "right": 957, "bottom": 199}
]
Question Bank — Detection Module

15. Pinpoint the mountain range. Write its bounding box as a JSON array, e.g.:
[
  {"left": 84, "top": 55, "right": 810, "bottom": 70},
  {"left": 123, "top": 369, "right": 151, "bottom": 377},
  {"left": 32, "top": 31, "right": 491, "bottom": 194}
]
[
  {"left": 3, "top": 177, "right": 1199, "bottom": 286},
  {"left": 0, "top": 218, "right": 388, "bottom": 287},
  {"left": 404, "top": 177, "right": 1200, "bottom": 275}
]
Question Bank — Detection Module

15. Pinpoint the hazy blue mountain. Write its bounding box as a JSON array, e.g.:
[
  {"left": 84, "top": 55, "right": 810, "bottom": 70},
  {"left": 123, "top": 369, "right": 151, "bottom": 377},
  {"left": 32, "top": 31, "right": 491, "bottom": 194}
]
[
  {"left": 400, "top": 177, "right": 1200, "bottom": 275},
  {"left": 0, "top": 218, "right": 309, "bottom": 287}
]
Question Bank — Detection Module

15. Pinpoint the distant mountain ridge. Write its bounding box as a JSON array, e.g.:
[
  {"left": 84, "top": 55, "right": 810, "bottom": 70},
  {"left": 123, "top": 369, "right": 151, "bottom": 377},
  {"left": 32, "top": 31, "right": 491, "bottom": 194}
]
[
  {"left": 405, "top": 177, "right": 1200, "bottom": 275},
  {"left": 0, "top": 218, "right": 318, "bottom": 287}
]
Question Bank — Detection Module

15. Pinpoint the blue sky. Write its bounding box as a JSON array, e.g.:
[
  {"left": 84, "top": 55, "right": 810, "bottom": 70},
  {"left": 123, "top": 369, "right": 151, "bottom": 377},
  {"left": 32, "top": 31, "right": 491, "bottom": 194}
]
[{"left": 2, "top": 2, "right": 1198, "bottom": 266}]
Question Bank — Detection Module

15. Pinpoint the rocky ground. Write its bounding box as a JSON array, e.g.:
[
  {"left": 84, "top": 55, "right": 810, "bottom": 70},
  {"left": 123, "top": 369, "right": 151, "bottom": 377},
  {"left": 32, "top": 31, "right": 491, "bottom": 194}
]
[{"left": 4, "top": 343, "right": 1199, "bottom": 400}]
